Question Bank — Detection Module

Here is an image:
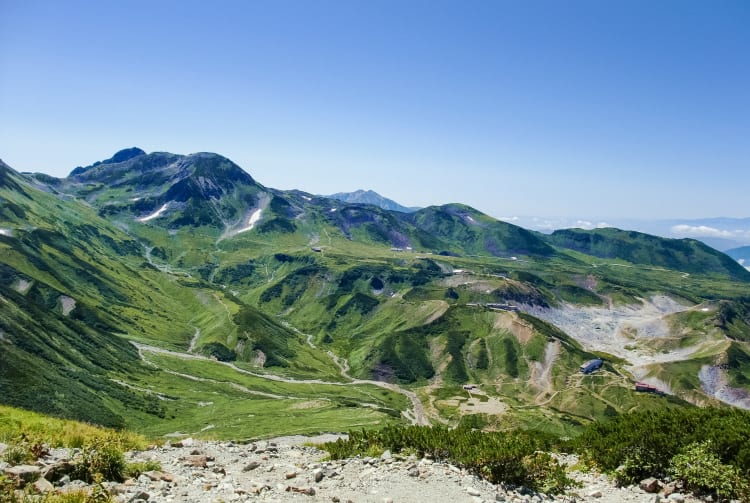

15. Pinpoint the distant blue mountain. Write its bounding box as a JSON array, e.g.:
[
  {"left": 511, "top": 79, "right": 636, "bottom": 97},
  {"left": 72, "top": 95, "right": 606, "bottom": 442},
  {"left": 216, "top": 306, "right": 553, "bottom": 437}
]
[{"left": 326, "top": 189, "right": 419, "bottom": 213}]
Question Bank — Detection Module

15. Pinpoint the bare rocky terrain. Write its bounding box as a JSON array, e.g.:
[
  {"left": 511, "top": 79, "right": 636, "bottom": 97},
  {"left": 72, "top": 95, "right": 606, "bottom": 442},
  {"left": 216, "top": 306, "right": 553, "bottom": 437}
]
[{"left": 2, "top": 436, "right": 704, "bottom": 503}]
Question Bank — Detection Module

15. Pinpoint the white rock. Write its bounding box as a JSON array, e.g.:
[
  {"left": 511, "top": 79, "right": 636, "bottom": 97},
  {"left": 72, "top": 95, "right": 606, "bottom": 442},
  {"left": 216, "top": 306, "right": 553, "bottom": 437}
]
[
  {"left": 467, "top": 487, "right": 482, "bottom": 496},
  {"left": 588, "top": 490, "right": 603, "bottom": 498}
]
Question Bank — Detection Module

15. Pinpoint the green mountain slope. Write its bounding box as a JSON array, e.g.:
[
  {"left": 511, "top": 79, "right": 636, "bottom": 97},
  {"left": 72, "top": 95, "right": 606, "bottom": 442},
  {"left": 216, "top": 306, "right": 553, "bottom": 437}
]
[
  {"left": 3, "top": 149, "right": 750, "bottom": 437},
  {"left": 405, "top": 204, "right": 556, "bottom": 257},
  {"left": 544, "top": 228, "right": 750, "bottom": 281}
]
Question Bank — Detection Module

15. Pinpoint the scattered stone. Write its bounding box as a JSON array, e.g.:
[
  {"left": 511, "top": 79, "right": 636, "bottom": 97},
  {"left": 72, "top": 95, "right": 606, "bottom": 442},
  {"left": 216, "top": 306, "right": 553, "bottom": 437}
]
[
  {"left": 42, "top": 460, "right": 74, "bottom": 482},
  {"left": 142, "top": 470, "right": 165, "bottom": 481},
  {"left": 285, "top": 470, "right": 298, "bottom": 479},
  {"left": 182, "top": 455, "right": 212, "bottom": 468},
  {"left": 667, "top": 494, "right": 685, "bottom": 503},
  {"left": 467, "top": 487, "right": 481, "bottom": 496},
  {"left": 662, "top": 483, "right": 677, "bottom": 497},
  {"left": 495, "top": 493, "right": 507, "bottom": 501},
  {"left": 3, "top": 465, "right": 41, "bottom": 487},
  {"left": 381, "top": 450, "right": 392, "bottom": 460},
  {"left": 286, "top": 485, "right": 316, "bottom": 496},
  {"left": 313, "top": 468, "right": 324, "bottom": 482},
  {"left": 173, "top": 438, "right": 194, "bottom": 448},
  {"left": 243, "top": 461, "right": 260, "bottom": 471},
  {"left": 408, "top": 466, "right": 419, "bottom": 477},
  {"left": 640, "top": 477, "right": 661, "bottom": 494},
  {"left": 383, "top": 498, "right": 394, "bottom": 503},
  {"left": 588, "top": 490, "right": 603, "bottom": 498},
  {"left": 33, "top": 477, "right": 54, "bottom": 493}
]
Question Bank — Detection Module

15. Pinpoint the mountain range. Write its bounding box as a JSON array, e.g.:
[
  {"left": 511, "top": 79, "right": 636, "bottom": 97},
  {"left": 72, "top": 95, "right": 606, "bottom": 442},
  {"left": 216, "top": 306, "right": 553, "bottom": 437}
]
[{"left": 2, "top": 147, "right": 750, "bottom": 438}]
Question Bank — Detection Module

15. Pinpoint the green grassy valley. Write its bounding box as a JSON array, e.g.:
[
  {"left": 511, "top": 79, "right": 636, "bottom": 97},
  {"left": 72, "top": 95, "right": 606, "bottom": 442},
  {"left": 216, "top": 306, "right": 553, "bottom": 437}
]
[{"left": 2, "top": 150, "right": 750, "bottom": 442}]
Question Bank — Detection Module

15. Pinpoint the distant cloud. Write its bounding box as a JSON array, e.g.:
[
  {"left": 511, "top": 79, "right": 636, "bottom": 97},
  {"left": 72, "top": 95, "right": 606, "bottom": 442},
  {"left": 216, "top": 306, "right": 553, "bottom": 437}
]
[
  {"left": 499, "top": 216, "right": 520, "bottom": 222},
  {"left": 669, "top": 224, "right": 750, "bottom": 240},
  {"left": 575, "top": 220, "right": 611, "bottom": 230}
]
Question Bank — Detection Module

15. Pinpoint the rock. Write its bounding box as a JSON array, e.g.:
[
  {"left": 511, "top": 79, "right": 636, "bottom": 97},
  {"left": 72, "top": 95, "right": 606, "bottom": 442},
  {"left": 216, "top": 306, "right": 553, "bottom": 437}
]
[
  {"left": 173, "top": 438, "right": 194, "bottom": 448},
  {"left": 3, "top": 465, "right": 41, "bottom": 487},
  {"left": 467, "top": 487, "right": 481, "bottom": 496},
  {"left": 33, "top": 477, "right": 54, "bottom": 493},
  {"left": 286, "top": 485, "right": 316, "bottom": 496},
  {"left": 141, "top": 470, "right": 174, "bottom": 482},
  {"left": 132, "top": 490, "right": 151, "bottom": 501},
  {"left": 383, "top": 498, "right": 394, "bottom": 503},
  {"left": 182, "top": 455, "right": 212, "bottom": 468},
  {"left": 285, "top": 470, "right": 297, "bottom": 479},
  {"left": 313, "top": 468, "right": 324, "bottom": 482},
  {"left": 0, "top": 443, "right": 7, "bottom": 456},
  {"left": 42, "top": 460, "right": 75, "bottom": 482},
  {"left": 662, "top": 483, "right": 677, "bottom": 497},
  {"left": 407, "top": 467, "right": 419, "bottom": 477},
  {"left": 588, "top": 490, "right": 603, "bottom": 498},
  {"left": 381, "top": 450, "right": 392, "bottom": 460},
  {"left": 495, "top": 493, "right": 507, "bottom": 501},
  {"left": 640, "top": 477, "right": 661, "bottom": 493},
  {"left": 667, "top": 494, "right": 685, "bottom": 503},
  {"left": 242, "top": 461, "right": 260, "bottom": 471}
]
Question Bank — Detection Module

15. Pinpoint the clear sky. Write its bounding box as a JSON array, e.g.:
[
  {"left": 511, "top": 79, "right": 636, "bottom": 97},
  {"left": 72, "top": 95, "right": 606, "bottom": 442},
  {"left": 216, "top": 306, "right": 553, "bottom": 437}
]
[{"left": 1, "top": 0, "right": 748, "bottom": 220}]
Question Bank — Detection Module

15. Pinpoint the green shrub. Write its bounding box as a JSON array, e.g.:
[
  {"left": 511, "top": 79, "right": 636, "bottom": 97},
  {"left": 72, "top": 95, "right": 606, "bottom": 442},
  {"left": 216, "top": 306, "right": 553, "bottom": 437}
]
[
  {"left": 522, "top": 452, "right": 575, "bottom": 495},
  {"left": 322, "top": 425, "right": 573, "bottom": 494},
  {"left": 575, "top": 407, "right": 750, "bottom": 499},
  {"left": 668, "top": 441, "right": 748, "bottom": 501},
  {"left": 125, "top": 459, "right": 162, "bottom": 479},
  {"left": 72, "top": 437, "right": 126, "bottom": 483},
  {"left": 2, "top": 444, "right": 31, "bottom": 465}
]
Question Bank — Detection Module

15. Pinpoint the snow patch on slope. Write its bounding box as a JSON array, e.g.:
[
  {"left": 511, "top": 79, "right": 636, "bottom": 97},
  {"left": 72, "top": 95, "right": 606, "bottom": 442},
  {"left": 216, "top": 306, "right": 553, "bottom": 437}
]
[
  {"left": 0, "top": 228, "right": 12, "bottom": 236},
  {"left": 60, "top": 296, "right": 76, "bottom": 316},
  {"left": 137, "top": 203, "right": 169, "bottom": 222},
  {"left": 236, "top": 208, "right": 263, "bottom": 234}
]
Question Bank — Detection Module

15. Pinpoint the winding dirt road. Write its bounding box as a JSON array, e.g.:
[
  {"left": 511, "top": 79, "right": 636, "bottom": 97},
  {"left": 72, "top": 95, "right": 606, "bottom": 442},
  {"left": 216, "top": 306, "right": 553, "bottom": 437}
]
[{"left": 131, "top": 342, "right": 428, "bottom": 425}]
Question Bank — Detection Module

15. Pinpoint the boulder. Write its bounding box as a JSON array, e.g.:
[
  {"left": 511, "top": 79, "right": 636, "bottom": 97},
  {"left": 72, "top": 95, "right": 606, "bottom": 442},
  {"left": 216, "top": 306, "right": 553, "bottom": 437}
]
[
  {"left": 312, "top": 468, "right": 324, "bottom": 482},
  {"left": 42, "top": 460, "right": 75, "bottom": 482},
  {"left": 173, "top": 438, "right": 194, "bottom": 448},
  {"left": 3, "top": 464, "right": 41, "bottom": 487},
  {"left": 33, "top": 477, "right": 54, "bottom": 493},
  {"left": 640, "top": 477, "right": 661, "bottom": 493}
]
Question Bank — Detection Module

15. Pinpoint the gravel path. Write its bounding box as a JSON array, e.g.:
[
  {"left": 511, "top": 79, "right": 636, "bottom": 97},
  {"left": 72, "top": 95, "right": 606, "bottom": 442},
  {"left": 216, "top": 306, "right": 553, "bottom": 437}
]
[{"left": 98, "top": 437, "right": 702, "bottom": 503}]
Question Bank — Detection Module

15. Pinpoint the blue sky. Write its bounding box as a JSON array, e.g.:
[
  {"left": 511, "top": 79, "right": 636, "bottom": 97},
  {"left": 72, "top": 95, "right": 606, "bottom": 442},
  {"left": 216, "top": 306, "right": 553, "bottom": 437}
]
[{"left": 1, "top": 0, "right": 748, "bottom": 221}]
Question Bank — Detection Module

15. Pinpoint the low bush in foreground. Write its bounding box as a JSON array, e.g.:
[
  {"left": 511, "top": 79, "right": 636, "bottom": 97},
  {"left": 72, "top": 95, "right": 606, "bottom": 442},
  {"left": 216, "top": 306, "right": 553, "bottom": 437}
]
[
  {"left": 574, "top": 407, "right": 750, "bottom": 501},
  {"left": 322, "top": 425, "right": 573, "bottom": 494}
]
